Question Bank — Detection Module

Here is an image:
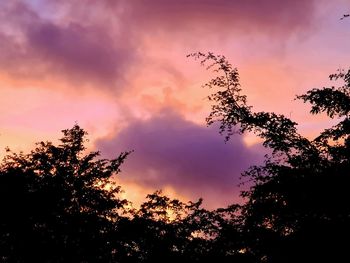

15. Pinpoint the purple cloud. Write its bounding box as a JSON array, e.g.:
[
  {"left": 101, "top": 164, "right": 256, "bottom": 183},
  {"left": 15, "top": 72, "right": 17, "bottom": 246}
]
[
  {"left": 0, "top": 1, "right": 134, "bottom": 89},
  {"left": 96, "top": 109, "right": 265, "bottom": 208}
]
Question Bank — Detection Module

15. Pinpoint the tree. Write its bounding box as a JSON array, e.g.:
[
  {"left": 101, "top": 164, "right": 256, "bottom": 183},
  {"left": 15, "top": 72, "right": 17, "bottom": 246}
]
[
  {"left": 115, "top": 191, "right": 220, "bottom": 262},
  {"left": 0, "top": 125, "right": 244, "bottom": 262},
  {"left": 0, "top": 124, "right": 249, "bottom": 263},
  {"left": 190, "top": 52, "right": 350, "bottom": 262},
  {"left": 1, "top": 54, "right": 349, "bottom": 262},
  {"left": 0, "top": 125, "right": 130, "bottom": 262},
  {"left": 115, "top": 190, "right": 252, "bottom": 263}
]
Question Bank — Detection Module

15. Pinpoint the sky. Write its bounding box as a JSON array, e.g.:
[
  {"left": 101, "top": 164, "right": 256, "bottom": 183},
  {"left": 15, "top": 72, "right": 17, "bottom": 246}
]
[{"left": 0, "top": 0, "right": 349, "bottom": 208}]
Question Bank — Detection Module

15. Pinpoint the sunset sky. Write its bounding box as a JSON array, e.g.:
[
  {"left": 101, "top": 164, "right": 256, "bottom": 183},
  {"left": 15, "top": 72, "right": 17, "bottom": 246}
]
[{"left": 0, "top": 0, "right": 349, "bottom": 208}]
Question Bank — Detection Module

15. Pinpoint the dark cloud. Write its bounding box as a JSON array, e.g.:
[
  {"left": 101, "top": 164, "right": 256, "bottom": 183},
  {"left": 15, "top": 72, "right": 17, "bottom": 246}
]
[
  {"left": 125, "top": 0, "right": 318, "bottom": 36},
  {"left": 96, "top": 110, "right": 265, "bottom": 208},
  {"left": 0, "top": 1, "right": 134, "bottom": 89},
  {"left": 27, "top": 22, "right": 131, "bottom": 85}
]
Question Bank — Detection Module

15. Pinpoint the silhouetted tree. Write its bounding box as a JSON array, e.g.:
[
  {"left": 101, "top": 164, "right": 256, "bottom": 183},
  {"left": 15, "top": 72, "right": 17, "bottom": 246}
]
[
  {"left": 114, "top": 189, "right": 255, "bottom": 263},
  {"left": 1, "top": 54, "right": 349, "bottom": 262},
  {"left": 0, "top": 125, "right": 130, "bottom": 262},
  {"left": 0, "top": 125, "right": 250, "bottom": 262},
  {"left": 0, "top": 124, "right": 251, "bottom": 262},
  {"left": 190, "top": 52, "right": 350, "bottom": 262},
  {"left": 115, "top": 191, "right": 220, "bottom": 262}
]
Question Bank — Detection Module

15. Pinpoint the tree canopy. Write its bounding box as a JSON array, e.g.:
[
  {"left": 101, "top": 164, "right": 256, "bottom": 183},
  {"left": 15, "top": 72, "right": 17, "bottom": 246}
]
[
  {"left": 0, "top": 125, "right": 130, "bottom": 262},
  {"left": 0, "top": 54, "right": 349, "bottom": 262},
  {"left": 189, "top": 52, "right": 350, "bottom": 262}
]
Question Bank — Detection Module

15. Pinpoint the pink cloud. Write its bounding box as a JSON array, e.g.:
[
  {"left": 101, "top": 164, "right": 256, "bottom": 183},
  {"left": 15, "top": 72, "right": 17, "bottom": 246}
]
[
  {"left": 125, "top": 0, "right": 318, "bottom": 36},
  {"left": 0, "top": 0, "right": 321, "bottom": 95}
]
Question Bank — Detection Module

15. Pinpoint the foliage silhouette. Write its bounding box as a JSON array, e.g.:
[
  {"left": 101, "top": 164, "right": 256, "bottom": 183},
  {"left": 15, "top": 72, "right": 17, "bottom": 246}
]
[
  {"left": 0, "top": 125, "right": 130, "bottom": 262},
  {"left": 0, "top": 125, "right": 250, "bottom": 262},
  {"left": 1, "top": 55, "right": 349, "bottom": 262},
  {"left": 115, "top": 191, "right": 252, "bottom": 262},
  {"left": 189, "top": 52, "right": 350, "bottom": 262}
]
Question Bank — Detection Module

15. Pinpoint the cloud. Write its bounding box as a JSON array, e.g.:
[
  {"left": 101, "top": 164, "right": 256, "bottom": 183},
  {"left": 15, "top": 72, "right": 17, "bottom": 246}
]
[
  {"left": 96, "top": 109, "right": 265, "bottom": 208},
  {"left": 0, "top": 1, "right": 134, "bottom": 90},
  {"left": 0, "top": 0, "right": 319, "bottom": 93},
  {"left": 125, "top": 0, "right": 318, "bottom": 37}
]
